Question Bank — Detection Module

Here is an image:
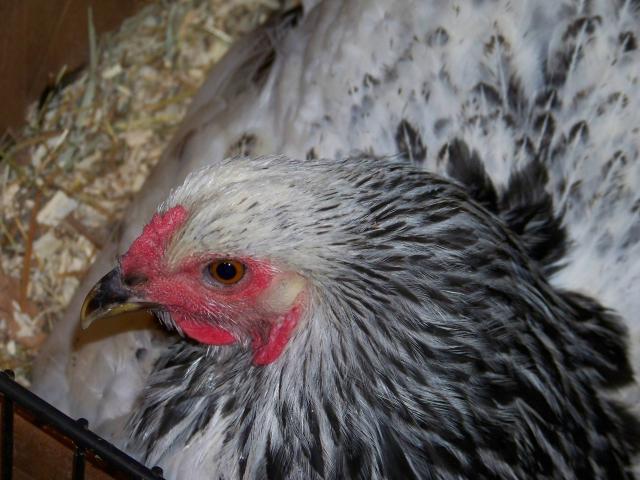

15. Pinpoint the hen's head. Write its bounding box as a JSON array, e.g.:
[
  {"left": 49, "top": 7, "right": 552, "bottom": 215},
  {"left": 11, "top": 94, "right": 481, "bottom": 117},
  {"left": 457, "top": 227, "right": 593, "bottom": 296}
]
[{"left": 83, "top": 155, "right": 400, "bottom": 365}]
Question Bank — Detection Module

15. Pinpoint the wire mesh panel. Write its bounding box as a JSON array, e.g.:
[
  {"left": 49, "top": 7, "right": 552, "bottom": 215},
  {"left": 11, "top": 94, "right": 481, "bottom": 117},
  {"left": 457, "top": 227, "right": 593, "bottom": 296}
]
[{"left": 0, "top": 370, "right": 163, "bottom": 480}]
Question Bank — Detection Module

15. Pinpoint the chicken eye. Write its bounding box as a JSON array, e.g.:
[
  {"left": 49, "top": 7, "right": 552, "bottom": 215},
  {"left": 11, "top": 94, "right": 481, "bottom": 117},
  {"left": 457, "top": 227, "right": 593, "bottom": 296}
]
[{"left": 206, "top": 260, "right": 245, "bottom": 285}]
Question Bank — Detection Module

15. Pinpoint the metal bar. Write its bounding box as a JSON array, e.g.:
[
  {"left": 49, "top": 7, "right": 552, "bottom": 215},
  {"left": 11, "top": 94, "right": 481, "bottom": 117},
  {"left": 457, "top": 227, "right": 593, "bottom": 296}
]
[
  {"left": 72, "top": 445, "right": 86, "bottom": 480},
  {"left": 0, "top": 371, "right": 163, "bottom": 480},
  {"left": 152, "top": 466, "right": 164, "bottom": 478},
  {"left": 72, "top": 419, "right": 88, "bottom": 480},
  {"left": 1, "top": 371, "right": 14, "bottom": 480}
]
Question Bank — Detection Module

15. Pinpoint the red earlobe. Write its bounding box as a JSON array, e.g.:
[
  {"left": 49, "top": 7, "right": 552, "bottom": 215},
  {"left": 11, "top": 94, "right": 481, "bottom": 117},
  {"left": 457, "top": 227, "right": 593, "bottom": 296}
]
[{"left": 252, "top": 304, "right": 302, "bottom": 365}]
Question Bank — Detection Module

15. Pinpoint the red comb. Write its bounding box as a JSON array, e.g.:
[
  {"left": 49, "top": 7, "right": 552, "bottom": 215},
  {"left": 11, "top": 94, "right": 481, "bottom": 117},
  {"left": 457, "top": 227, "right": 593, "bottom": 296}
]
[{"left": 121, "top": 205, "right": 189, "bottom": 274}]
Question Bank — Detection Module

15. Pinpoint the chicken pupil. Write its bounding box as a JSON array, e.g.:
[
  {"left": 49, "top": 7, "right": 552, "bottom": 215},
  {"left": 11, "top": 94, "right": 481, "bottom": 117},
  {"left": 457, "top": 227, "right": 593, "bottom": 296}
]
[{"left": 216, "top": 262, "right": 237, "bottom": 280}]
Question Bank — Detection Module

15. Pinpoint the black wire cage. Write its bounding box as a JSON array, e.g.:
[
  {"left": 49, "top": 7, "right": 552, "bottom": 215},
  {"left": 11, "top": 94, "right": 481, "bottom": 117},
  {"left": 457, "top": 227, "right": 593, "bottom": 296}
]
[{"left": 0, "top": 370, "right": 163, "bottom": 480}]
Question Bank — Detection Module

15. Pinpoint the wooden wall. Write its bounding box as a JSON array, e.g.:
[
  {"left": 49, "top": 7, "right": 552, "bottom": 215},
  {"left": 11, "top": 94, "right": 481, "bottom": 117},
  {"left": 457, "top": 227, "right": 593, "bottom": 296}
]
[{"left": 0, "top": 0, "right": 152, "bottom": 135}]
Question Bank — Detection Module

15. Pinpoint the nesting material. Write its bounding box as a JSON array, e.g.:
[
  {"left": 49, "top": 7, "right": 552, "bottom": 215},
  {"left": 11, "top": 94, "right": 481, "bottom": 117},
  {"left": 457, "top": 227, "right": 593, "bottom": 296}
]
[{"left": 0, "top": 0, "right": 284, "bottom": 385}]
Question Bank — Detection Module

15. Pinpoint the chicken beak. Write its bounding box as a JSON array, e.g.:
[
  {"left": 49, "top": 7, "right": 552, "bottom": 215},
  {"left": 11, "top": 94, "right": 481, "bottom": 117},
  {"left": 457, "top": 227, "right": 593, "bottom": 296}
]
[{"left": 80, "top": 268, "right": 158, "bottom": 329}]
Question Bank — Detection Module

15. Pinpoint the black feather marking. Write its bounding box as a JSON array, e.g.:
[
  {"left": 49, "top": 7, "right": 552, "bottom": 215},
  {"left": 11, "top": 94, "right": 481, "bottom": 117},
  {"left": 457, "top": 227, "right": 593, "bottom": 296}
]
[
  {"left": 619, "top": 31, "right": 637, "bottom": 52},
  {"left": 306, "top": 147, "right": 317, "bottom": 160},
  {"left": 444, "top": 139, "right": 498, "bottom": 212},
  {"left": 307, "top": 408, "right": 325, "bottom": 477},
  {"left": 238, "top": 408, "right": 253, "bottom": 452},
  {"left": 225, "top": 133, "right": 257, "bottom": 158},
  {"left": 344, "top": 439, "right": 367, "bottom": 479},
  {"left": 135, "top": 347, "right": 147, "bottom": 361},
  {"left": 239, "top": 456, "right": 247, "bottom": 480},
  {"left": 362, "top": 73, "right": 381, "bottom": 88},
  {"left": 563, "top": 16, "right": 602, "bottom": 41},
  {"left": 379, "top": 425, "right": 419, "bottom": 480},
  {"left": 507, "top": 74, "right": 526, "bottom": 113},
  {"left": 534, "top": 88, "right": 561, "bottom": 110},
  {"left": 568, "top": 120, "right": 589, "bottom": 143},
  {"left": 323, "top": 399, "right": 341, "bottom": 443},
  {"left": 533, "top": 112, "right": 556, "bottom": 153},
  {"left": 562, "top": 292, "right": 635, "bottom": 388},
  {"left": 499, "top": 160, "right": 568, "bottom": 276},
  {"left": 395, "top": 119, "right": 427, "bottom": 164},
  {"left": 472, "top": 82, "right": 501, "bottom": 106},
  {"left": 444, "top": 141, "right": 568, "bottom": 276},
  {"left": 265, "top": 433, "right": 289, "bottom": 480},
  {"left": 427, "top": 27, "right": 449, "bottom": 47}
]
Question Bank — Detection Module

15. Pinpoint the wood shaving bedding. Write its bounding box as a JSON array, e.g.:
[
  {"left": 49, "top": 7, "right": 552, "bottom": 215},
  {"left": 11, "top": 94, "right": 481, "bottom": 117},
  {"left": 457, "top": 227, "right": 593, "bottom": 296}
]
[{"left": 0, "top": 0, "right": 286, "bottom": 385}]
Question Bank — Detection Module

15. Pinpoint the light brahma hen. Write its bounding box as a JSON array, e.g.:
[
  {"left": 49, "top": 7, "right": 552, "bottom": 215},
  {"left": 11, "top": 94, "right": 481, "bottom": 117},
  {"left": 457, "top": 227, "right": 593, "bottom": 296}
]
[{"left": 33, "top": 0, "right": 640, "bottom": 478}]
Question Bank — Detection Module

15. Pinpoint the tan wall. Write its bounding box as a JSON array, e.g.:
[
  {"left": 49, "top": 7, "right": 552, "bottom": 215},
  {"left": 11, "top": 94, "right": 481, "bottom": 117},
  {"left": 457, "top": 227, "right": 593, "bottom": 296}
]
[{"left": 0, "top": 0, "right": 152, "bottom": 135}]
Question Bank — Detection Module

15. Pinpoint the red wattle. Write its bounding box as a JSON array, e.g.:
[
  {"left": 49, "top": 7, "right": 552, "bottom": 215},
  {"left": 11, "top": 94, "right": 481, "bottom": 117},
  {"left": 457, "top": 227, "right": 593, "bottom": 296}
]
[{"left": 179, "top": 321, "right": 236, "bottom": 345}]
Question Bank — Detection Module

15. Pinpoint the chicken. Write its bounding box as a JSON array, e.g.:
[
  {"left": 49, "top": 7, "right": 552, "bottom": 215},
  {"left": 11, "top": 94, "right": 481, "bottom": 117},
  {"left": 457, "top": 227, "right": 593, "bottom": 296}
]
[
  {"left": 33, "top": 0, "right": 640, "bottom": 478},
  {"left": 76, "top": 153, "right": 638, "bottom": 478}
]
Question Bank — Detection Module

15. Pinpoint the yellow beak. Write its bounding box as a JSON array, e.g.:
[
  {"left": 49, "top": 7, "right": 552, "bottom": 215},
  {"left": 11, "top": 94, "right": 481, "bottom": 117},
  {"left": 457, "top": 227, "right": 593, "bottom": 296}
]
[{"left": 80, "top": 268, "right": 159, "bottom": 329}]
